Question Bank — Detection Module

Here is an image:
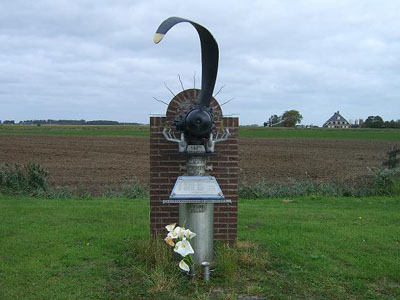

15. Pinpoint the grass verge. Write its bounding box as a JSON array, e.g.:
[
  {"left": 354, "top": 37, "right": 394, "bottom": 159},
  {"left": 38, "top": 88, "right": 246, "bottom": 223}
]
[
  {"left": 239, "top": 127, "right": 400, "bottom": 141},
  {"left": 2, "top": 163, "right": 399, "bottom": 200},
  {"left": 239, "top": 168, "right": 400, "bottom": 199},
  {"left": 0, "top": 195, "right": 399, "bottom": 299},
  {"left": 0, "top": 124, "right": 149, "bottom": 137},
  {"left": 0, "top": 163, "right": 148, "bottom": 199},
  {"left": 1, "top": 124, "right": 400, "bottom": 141}
]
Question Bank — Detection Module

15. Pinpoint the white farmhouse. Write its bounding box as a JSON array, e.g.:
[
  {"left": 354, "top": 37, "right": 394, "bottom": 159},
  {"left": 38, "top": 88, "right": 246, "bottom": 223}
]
[{"left": 323, "top": 111, "right": 350, "bottom": 128}]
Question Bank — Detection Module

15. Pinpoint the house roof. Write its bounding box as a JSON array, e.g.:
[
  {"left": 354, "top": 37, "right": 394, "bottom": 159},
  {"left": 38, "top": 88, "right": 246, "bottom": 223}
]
[{"left": 324, "top": 111, "right": 349, "bottom": 125}]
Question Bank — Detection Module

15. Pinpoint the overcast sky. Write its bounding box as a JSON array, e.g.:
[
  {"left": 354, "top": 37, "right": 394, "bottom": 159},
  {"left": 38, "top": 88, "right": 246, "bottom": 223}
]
[{"left": 0, "top": 0, "right": 399, "bottom": 125}]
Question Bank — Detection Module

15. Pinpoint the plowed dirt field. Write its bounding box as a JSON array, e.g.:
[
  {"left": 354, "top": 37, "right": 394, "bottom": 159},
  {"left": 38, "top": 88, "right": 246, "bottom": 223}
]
[{"left": 0, "top": 135, "right": 397, "bottom": 193}]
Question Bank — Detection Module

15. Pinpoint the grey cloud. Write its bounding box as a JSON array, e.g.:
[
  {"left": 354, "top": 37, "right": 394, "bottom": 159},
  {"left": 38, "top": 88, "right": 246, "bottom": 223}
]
[{"left": 0, "top": 0, "right": 399, "bottom": 125}]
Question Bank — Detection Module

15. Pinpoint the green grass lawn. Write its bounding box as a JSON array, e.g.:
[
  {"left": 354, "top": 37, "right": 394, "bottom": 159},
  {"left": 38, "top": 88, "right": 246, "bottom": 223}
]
[
  {"left": 0, "top": 195, "right": 399, "bottom": 299},
  {"left": 0, "top": 125, "right": 149, "bottom": 137},
  {"left": 0, "top": 196, "right": 148, "bottom": 299},
  {"left": 1, "top": 124, "right": 399, "bottom": 140},
  {"left": 239, "top": 126, "right": 400, "bottom": 140}
]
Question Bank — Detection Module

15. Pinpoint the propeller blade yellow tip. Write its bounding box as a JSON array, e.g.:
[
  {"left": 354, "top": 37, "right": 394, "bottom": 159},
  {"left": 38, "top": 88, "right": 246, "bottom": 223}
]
[{"left": 153, "top": 33, "right": 164, "bottom": 44}]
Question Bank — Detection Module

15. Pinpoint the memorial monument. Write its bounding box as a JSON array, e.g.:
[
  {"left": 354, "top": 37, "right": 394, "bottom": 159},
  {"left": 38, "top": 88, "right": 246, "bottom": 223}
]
[{"left": 150, "top": 17, "right": 239, "bottom": 276}]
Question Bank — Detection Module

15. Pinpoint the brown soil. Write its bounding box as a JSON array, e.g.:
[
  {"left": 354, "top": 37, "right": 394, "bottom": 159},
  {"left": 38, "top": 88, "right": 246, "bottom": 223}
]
[
  {"left": 238, "top": 138, "right": 397, "bottom": 184},
  {"left": 0, "top": 135, "right": 396, "bottom": 193},
  {"left": 0, "top": 135, "right": 149, "bottom": 193}
]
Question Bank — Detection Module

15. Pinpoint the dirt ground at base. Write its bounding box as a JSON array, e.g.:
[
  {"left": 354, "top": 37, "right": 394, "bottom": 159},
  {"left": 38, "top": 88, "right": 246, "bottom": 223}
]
[{"left": 0, "top": 135, "right": 397, "bottom": 193}]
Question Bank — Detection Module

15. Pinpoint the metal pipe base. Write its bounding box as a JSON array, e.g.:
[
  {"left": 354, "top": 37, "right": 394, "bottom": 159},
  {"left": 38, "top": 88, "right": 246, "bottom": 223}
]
[{"left": 179, "top": 203, "right": 214, "bottom": 264}]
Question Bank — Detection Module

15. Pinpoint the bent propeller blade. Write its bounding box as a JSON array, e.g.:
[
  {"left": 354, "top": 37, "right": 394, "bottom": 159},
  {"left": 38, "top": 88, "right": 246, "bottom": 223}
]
[{"left": 153, "top": 17, "right": 219, "bottom": 108}]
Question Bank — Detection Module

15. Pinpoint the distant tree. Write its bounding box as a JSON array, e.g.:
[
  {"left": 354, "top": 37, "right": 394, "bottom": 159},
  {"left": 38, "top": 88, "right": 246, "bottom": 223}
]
[
  {"left": 264, "top": 114, "right": 281, "bottom": 127},
  {"left": 384, "top": 120, "right": 400, "bottom": 128},
  {"left": 270, "top": 114, "right": 279, "bottom": 125},
  {"left": 363, "top": 115, "right": 384, "bottom": 128},
  {"left": 86, "top": 120, "right": 119, "bottom": 125},
  {"left": 282, "top": 110, "right": 303, "bottom": 127}
]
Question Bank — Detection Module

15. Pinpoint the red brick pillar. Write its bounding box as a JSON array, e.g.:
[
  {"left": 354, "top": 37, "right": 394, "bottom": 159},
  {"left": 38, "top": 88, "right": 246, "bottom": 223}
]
[{"left": 150, "top": 89, "right": 238, "bottom": 242}]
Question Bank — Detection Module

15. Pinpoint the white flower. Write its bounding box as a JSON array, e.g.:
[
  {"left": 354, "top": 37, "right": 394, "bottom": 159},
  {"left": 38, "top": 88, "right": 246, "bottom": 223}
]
[
  {"left": 174, "top": 239, "right": 194, "bottom": 257},
  {"left": 165, "top": 223, "right": 176, "bottom": 232},
  {"left": 167, "top": 231, "right": 178, "bottom": 239},
  {"left": 165, "top": 223, "right": 179, "bottom": 239},
  {"left": 183, "top": 229, "right": 196, "bottom": 239},
  {"left": 173, "top": 226, "right": 184, "bottom": 239},
  {"left": 179, "top": 259, "right": 190, "bottom": 272}
]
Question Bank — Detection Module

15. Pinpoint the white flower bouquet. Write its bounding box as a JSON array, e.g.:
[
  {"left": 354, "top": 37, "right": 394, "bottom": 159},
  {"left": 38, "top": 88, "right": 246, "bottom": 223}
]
[{"left": 164, "top": 223, "right": 196, "bottom": 272}]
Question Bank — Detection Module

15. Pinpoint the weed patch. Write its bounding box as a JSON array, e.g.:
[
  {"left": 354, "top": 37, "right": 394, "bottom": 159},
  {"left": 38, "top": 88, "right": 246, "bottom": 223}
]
[
  {"left": 0, "top": 163, "right": 149, "bottom": 199},
  {"left": 107, "top": 238, "right": 270, "bottom": 299},
  {"left": 0, "top": 163, "right": 48, "bottom": 195},
  {"left": 107, "top": 239, "right": 182, "bottom": 299},
  {"left": 102, "top": 177, "right": 148, "bottom": 199},
  {"left": 239, "top": 168, "right": 400, "bottom": 199}
]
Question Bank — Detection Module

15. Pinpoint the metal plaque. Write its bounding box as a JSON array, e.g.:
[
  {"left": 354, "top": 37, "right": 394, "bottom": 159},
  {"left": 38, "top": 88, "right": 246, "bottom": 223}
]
[
  {"left": 186, "top": 145, "right": 206, "bottom": 154},
  {"left": 163, "top": 176, "right": 231, "bottom": 204}
]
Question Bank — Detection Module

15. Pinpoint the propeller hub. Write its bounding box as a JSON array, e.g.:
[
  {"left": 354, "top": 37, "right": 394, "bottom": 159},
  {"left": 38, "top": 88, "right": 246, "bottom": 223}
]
[{"left": 185, "top": 108, "right": 213, "bottom": 138}]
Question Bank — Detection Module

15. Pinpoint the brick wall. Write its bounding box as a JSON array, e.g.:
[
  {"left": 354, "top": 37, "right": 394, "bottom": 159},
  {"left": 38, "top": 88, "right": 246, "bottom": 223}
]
[{"left": 149, "top": 89, "right": 238, "bottom": 242}]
